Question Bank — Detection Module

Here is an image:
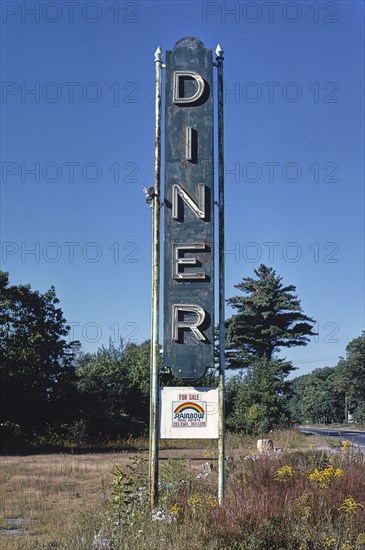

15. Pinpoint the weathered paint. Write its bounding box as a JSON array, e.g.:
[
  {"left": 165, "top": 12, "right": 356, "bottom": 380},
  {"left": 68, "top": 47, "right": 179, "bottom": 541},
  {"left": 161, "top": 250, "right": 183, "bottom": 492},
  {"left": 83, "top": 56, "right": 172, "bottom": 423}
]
[
  {"left": 149, "top": 46, "right": 162, "bottom": 508},
  {"left": 216, "top": 43, "right": 226, "bottom": 507},
  {"left": 164, "top": 37, "right": 214, "bottom": 381}
]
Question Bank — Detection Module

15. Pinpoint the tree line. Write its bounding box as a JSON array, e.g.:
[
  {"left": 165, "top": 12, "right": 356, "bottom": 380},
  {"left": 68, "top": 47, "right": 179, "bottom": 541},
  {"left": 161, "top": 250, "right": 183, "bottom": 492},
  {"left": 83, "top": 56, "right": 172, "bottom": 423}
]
[
  {"left": 1, "top": 267, "right": 364, "bottom": 449},
  {"left": 288, "top": 334, "right": 365, "bottom": 425}
]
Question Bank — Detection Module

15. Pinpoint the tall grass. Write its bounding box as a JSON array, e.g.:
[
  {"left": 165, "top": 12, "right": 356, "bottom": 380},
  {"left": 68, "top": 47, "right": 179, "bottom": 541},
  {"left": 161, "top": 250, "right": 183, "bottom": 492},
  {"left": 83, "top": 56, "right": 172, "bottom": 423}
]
[
  {"left": 1, "top": 431, "right": 363, "bottom": 549},
  {"left": 96, "top": 433, "right": 365, "bottom": 550}
]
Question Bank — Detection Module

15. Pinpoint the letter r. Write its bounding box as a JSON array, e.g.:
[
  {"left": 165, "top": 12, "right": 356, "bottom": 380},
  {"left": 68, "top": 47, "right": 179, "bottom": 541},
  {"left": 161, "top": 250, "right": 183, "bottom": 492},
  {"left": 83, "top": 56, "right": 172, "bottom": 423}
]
[{"left": 172, "top": 304, "right": 206, "bottom": 341}]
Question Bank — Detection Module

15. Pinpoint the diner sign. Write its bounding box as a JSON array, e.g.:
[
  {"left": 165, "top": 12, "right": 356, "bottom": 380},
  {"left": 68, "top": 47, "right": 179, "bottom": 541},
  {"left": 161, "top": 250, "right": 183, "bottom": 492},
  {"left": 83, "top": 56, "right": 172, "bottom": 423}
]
[{"left": 163, "top": 37, "right": 214, "bottom": 380}]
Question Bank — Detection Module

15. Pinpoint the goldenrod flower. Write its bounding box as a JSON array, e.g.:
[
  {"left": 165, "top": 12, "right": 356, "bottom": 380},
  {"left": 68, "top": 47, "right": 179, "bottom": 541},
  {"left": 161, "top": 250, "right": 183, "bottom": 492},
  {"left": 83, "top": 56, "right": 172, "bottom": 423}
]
[
  {"left": 295, "top": 494, "right": 312, "bottom": 521},
  {"left": 170, "top": 503, "right": 181, "bottom": 518},
  {"left": 274, "top": 465, "right": 295, "bottom": 482},
  {"left": 204, "top": 449, "right": 215, "bottom": 459},
  {"left": 205, "top": 494, "right": 218, "bottom": 510},
  {"left": 309, "top": 465, "right": 343, "bottom": 489},
  {"left": 339, "top": 496, "right": 364, "bottom": 515},
  {"left": 187, "top": 493, "right": 202, "bottom": 512}
]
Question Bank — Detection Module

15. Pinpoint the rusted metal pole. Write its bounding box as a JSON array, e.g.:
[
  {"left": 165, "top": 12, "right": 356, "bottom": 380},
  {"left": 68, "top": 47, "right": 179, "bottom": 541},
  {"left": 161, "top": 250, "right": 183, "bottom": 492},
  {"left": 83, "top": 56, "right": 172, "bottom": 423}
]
[
  {"left": 216, "top": 44, "right": 225, "bottom": 506},
  {"left": 149, "top": 45, "right": 162, "bottom": 509}
]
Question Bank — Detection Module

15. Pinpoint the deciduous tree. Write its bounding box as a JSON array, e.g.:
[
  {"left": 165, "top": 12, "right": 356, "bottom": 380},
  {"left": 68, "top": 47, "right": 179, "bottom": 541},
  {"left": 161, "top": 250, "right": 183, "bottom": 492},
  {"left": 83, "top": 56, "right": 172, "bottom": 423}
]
[
  {"left": 334, "top": 333, "right": 365, "bottom": 422},
  {"left": 226, "top": 357, "right": 293, "bottom": 433},
  {"left": 0, "top": 271, "right": 80, "bottom": 438}
]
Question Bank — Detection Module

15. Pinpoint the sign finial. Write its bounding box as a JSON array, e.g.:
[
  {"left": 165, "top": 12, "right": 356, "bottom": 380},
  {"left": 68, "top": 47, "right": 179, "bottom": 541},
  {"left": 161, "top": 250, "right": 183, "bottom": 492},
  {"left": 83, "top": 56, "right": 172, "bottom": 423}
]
[
  {"left": 154, "top": 46, "right": 162, "bottom": 62},
  {"left": 215, "top": 44, "right": 224, "bottom": 59}
]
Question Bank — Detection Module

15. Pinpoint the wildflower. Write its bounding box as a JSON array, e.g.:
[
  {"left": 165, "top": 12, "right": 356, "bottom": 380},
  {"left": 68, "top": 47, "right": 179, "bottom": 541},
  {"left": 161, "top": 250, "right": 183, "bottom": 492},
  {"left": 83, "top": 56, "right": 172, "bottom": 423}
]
[
  {"left": 340, "top": 544, "right": 353, "bottom": 550},
  {"left": 302, "top": 505, "right": 312, "bottom": 521},
  {"left": 204, "top": 449, "right": 215, "bottom": 459},
  {"left": 309, "top": 465, "right": 343, "bottom": 489},
  {"left": 274, "top": 465, "right": 295, "bottom": 482},
  {"left": 324, "top": 537, "right": 336, "bottom": 548},
  {"left": 338, "top": 496, "right": 364, "bottom": 515},
  {"left": 189, "top": 493, "right": 201, "bottom": 505},
  {"left": 151, "top": 506, "right": 176, "bottom": 522},
  {"left": 342, "top": 440, "right": 353, "bottom": 450},
  {"left": 187, "top": 493, "right": 202, "bottom": 512},
  {"left": 295, "top": 494, "right": 313, "bottom": 521},
  {"left": 170, "top": 503, "right": 181, "bottom": 518},
  {"left": 356, "top": 533, "right": 365, "bottom": 545},
  {"left": 187, "top": 492, "right": 218, "bottom": 514},
  {"left": 205, "top": 494, "right": 218, "bottom": 510},
  {"left": 237, "top": 476, "right": 246, "bottom": 485}
]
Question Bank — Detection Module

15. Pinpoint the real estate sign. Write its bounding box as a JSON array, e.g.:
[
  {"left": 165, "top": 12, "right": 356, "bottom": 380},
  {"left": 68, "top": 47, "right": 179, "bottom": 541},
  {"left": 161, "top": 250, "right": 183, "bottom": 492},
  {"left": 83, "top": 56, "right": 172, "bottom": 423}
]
[{"left": 160, "top": 386, "right": 219, "bottom": 439}]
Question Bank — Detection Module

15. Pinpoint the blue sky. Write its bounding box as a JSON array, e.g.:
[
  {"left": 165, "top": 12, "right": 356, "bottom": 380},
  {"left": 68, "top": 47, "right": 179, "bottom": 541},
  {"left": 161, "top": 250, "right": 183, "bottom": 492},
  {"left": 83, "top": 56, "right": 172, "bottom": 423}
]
[{"left": 1, "top": 0, "right": 364, "bottom": 377}]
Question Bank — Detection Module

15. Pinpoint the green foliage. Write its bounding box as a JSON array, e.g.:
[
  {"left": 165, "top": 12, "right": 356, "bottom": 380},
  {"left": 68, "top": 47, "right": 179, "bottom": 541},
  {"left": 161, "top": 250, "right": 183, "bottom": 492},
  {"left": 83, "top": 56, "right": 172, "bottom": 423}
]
[
  {"left": 226, "top": 357, "right": 293, "bottom": 433},
  {"left": 223, "top": 266, "right": 315, "bottom": 433},
  {"left": 334, "top": 332, "right": 365, "bottom": 422},
  {"left": 289, "top": 333, "right": 365, "bottom": 425},
  {"left": 76, "top": 342, "right": 127, "bottom": 437},
  {"left": 105, "top": 455, "right": 149, "bottom": 528},
  {"left": 108, "top": 465, "right": 135, "bottom": 525},
  {"left": 160, "top": 458, "right": 196, "bottom": 491},
  {"left": 66, "top": 419, "right": 90, "bottom": 446},
  {"left": 0, "top": 271, "right": 80, "bottom": 438},
  {"left": 245, "top": 403, "right": 267, "bottom": 434},
  {"left": 225, "top": 264, "right": 316, "bottom": 365},
  {"left": 75, "top": 340, "right": 152, "bottom": 438},
  {"left": 289, "top": 367, "right": 345, "bottom": 424},
  {"left": 74, "top": 339, "right": 192, "bottom": 439},
  {"left": 0, "top": 420, "right": 26, "bottom": 449}
]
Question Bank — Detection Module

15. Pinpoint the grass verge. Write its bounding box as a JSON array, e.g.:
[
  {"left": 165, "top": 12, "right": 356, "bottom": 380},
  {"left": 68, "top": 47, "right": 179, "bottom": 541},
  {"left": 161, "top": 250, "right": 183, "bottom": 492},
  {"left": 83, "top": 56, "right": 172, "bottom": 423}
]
[{"left": 1, "top": 430, "right": 364, "bottom": 549}]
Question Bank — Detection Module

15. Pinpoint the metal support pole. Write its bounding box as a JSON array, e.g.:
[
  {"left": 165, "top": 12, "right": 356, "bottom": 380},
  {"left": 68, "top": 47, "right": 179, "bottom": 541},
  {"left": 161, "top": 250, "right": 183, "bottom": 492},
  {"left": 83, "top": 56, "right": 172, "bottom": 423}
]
[
  {"left": 216, "top": 44, "right": 225, "bottom": 506},
  {"left": 149, "top": 46, "right": 162, "bottom": 509}
]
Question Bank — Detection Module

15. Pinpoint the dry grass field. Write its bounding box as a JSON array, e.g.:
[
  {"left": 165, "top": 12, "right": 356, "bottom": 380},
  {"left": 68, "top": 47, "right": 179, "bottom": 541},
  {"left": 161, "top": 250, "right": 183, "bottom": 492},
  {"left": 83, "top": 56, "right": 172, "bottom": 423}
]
[
  {"left": 0, "top": 451, "right": 137, "bottom": 549},
  {"left": 0, "top": 437, "right": 224, "bottom": 549}
]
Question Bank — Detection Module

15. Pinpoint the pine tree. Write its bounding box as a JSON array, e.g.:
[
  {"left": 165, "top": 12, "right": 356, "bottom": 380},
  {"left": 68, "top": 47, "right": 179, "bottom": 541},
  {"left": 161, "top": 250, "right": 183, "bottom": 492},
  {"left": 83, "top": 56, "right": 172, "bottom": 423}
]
[{"left": 225, "top": 264, "right": 316, "bottom": 366}]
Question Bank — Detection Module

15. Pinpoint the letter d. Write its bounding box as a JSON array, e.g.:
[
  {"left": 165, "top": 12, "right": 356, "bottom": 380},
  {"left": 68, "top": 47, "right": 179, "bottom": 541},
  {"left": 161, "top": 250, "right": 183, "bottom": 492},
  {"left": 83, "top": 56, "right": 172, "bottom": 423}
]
[{"left": 173, "top": 71, "right": 206, "bottom": 105}]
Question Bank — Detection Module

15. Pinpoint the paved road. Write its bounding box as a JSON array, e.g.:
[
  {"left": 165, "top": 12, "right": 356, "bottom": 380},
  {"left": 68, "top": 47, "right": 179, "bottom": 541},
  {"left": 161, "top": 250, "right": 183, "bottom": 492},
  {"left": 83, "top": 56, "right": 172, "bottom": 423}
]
[{"left": 300, "top": 427, "right": 365, "bottom": 453}]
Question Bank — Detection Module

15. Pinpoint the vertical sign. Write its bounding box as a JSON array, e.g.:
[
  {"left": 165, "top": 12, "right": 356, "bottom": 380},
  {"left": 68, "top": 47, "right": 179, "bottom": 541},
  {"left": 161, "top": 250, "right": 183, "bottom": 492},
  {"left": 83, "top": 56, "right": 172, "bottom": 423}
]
[{"left": 164, "top": 37, "right": 214, "bottom": 380}]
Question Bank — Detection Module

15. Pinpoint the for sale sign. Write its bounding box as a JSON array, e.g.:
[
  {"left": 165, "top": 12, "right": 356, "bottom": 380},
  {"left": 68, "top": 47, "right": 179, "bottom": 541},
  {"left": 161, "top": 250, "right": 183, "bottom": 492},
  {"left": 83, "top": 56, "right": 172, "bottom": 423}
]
[{"left": 160, "top": 387, "right": 218, "bottom": 439}]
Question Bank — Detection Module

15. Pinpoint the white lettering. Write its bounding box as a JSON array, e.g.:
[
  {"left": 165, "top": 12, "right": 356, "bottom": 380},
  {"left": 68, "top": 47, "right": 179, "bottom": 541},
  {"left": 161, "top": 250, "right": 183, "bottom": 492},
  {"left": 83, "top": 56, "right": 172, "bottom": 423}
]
[
  {"left": 172, "top": 183, "right": 206, "bottom": 219},
  {"left": 173, "top": 71, "right": 206, "bottom": 105},
  {"left": 173, "top": 243, "right": 207, "bottom": 280},
  {"left": 172, "top": 304, "right": 206, "bottom": 341}
]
